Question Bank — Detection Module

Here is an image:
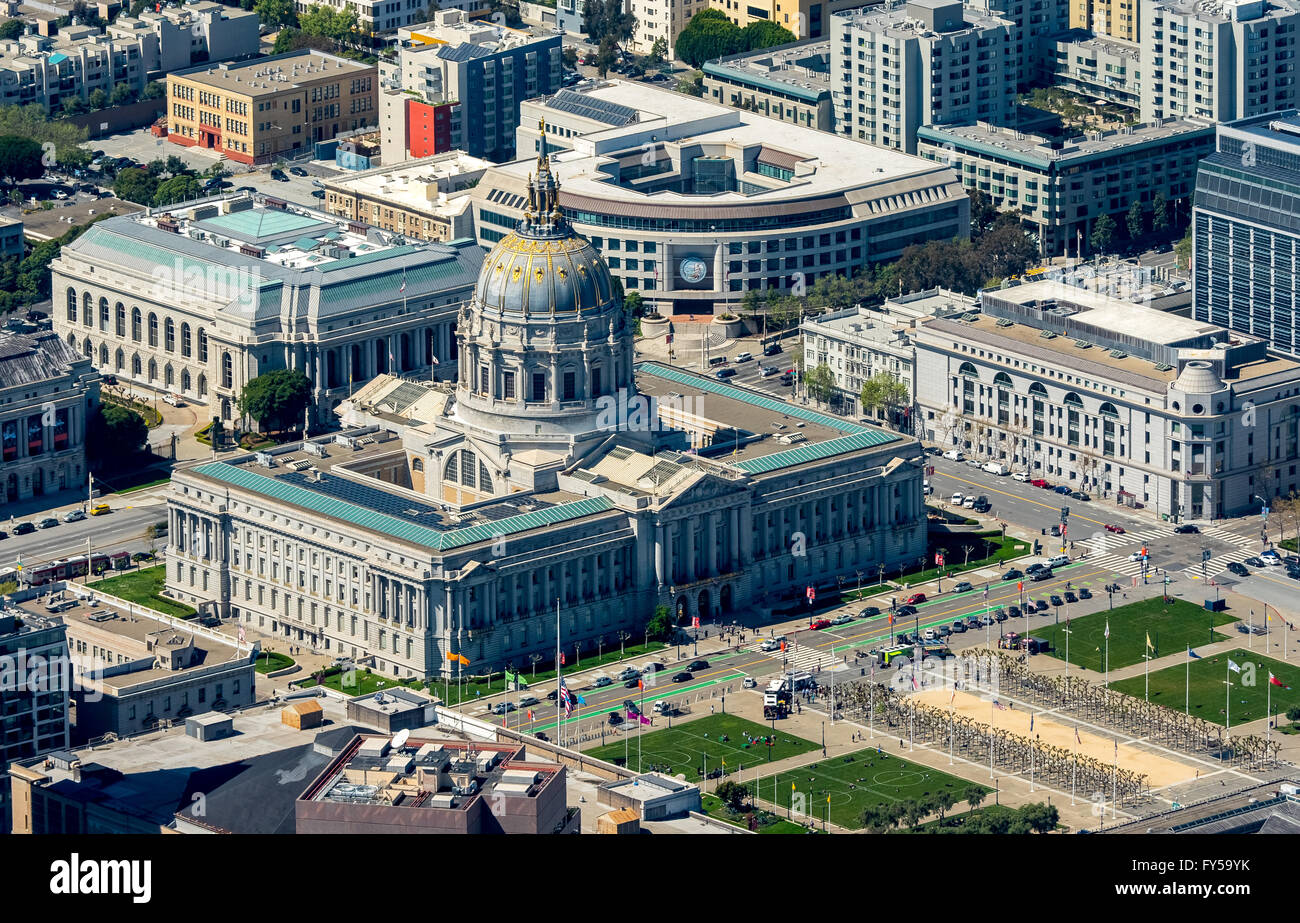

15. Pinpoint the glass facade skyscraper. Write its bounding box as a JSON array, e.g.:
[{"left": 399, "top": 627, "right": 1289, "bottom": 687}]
[{"left": 1194, "top": 110, "right": 1300, "bottom": 357}]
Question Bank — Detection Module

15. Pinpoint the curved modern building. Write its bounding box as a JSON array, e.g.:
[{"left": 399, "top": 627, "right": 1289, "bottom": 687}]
[{"left": 470, "top": 81, "right": 969, "bottom": 315}]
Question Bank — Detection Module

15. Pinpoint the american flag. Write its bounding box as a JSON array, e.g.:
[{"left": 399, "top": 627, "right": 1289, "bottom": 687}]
[
  {"left": 560, "top": 678, "right": 573, "bottom": 718},
  {"left": 992, "top": 699, "right": 1007, "bottom": 711},
  {"left": 237, "top": 625, "right": 246, "bottom": 644},
  {"left": 399, "top": 268, "right": 407, "bottom": 293}
]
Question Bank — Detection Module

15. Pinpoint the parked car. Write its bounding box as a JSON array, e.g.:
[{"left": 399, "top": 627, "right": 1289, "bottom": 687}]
[
  {"left": 270, "top": 168, "right": 288, "bottom": 181},
  {"left": 1012, "top": 472, "right": 1030, "bottom": 482},
  {"left": 1174, "top": 524, "right": 1200, "bottom": 534},
  {"left": 1031, "top": 479, "right": 1051, "bottom": 488},
  {"left": 1008, "top": 605, "right": 1022, "bottom": 618},
  {"left": 63, "top": 509, "right": 86, "bottom": 522},
  {"left": 993, "top": 608, "right": 1008, "bottom": 622},
  {"left": 592, "top": 676, "right": 613, "bottom": 688},
  {"left": 37, "top": 517, "right": 58, "bottom": 529},
  {"left": 1054, "top": 485, "right": 1072, "bottom": 494},
  {"left": 289, "top": 166, "right": 308, "bottom": 177},
  {"left": 937, "top": 625, "right": 951, "bottom": 637},
  {"left": 1033, "top": 598, "right": 1049, "bottom": 612},
  {"left": 1049, "top": 594, "right": 1065, "bottom": 607},
  {"left": 951, "top": 620, "right": 967, "bottom": 633},
  {"left": 809, "top": 618, "right": 832, "bottom": 630},
  {"left": 1002, "top": 568, "right": 1022, "bottom": 581},
  {"left": 942, "top": 450, "right": 963, "bottom": 461},
  {"left": 608, "top": 711, "right": 623, "bottom": 725},
  {"left": 1070, "top": 491, "right": 1091, "bottom": 501},
  {"left": 903, "top": 593, "right": 926, "bottom": 605},
  {"left": 859, "top": 606, "right": 880, "bottom": 618},
  {"left": 950, "top": 492, "right": 964, "bottom": 504},
  {"left": 830, "top": 614, "right": 854, "bottom": 626},
  {"left": 952, "top": 581, "right": 974, "bottom": 593},
  {"left": 1064, "top": 590, "right": 1078, "bottom": 603}
]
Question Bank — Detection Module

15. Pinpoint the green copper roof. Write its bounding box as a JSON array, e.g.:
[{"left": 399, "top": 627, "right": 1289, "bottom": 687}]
[
  {"left": 732, "top": 430, "right": 900, "bottom": 474},
  {"left": 191, "top": 462, "right": 613, "bottom": 551}
]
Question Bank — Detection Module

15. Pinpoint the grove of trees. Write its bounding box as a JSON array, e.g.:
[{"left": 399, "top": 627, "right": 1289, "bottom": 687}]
[
  {"left": 237, "top": 369, "right": 313, "bottom": 435},
  {"left": 674, "top": 9, "right": 796, "bottom": 68}
]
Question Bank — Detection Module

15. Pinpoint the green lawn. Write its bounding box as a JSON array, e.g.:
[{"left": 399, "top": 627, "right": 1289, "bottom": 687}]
[
  {"left": 1028, "top": 598, "right": 1237, "bottom": 673},
  {"left": 254, "top": 651, "right": 295, "bottom": 674},
  {"left": 90, "top": 565, "right": 196, "bottom": 619},
  {"left": 757, "top": 749, "right": 989, "bottom": 831},
  {"left": 586, "top": 714, "right": 818, "bottom": 776},
  {"left": 299, "top": 666, "right": 424, "bottom": 697},
  {"left": 699, "top": 793, "right": 812, "bottom": 834},
  {"left": 1112, "top": 648, "right": 1300, "bottom": 726}
]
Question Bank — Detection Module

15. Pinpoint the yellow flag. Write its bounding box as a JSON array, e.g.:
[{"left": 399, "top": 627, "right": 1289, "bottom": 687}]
[{"left": 1146, "top": 633, "right": 1153, "bottom": 651}]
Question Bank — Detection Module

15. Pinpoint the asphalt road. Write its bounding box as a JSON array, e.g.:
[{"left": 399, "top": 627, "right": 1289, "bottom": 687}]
[{"left": 0, "top": 500, "right": 167, "bottom": 569}]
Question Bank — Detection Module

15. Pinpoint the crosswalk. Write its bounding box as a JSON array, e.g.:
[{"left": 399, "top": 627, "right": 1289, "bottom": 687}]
[
  {"left": 1076, "top": 525, "right": 1175, "bottom": 577},
  {"left": 1182, "top": 526, "right": 1260, "bottom": 580},
  {"left": 751, "top": 639, "right": 848, "bottom": 673}
]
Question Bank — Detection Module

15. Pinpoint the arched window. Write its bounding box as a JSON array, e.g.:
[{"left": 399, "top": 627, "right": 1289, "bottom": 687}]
[
  {"left": 98, "top": 297, "right": 109, "bottom": 332},
  {"left": 181, "top": 323, "right": 191, "bottom": 358},
  {"left": 131, "top": 307, "right": 142, "bottom": 342},
  {"left": 131, "top": 354, "right": 141, "bottom": 377},
  {"left": 197, "top": 374, "right": 207, "bottom": 397},
  {"left": 412, "top": 457, "right": 424, "bottom": 472},
  {"left": 148, "top": 358, "right": 157, "bottom": 382},
  {"left": 99, "top": 344, "right": 108, "bottom": 366},
  {"left": 115, "top": 348, "right": 124, "bottom": 371},
  {"left": 198, "top": 328, "right": 208, "bottom": 363},
  {"left": 1099, "top": 402, "right": 1119, "bottom": 418},
  {"left": 181, "top": 369, "right": 191, "bottom": 392},
  {"left": 164, "top": 364, "right": 174, "bottom": 388},
  {"left": 221, "top": 352, "right": 232, "bottom": 389},
  {"left": 1028, "top": 382, "right": 1048, "bottom": 397},
  {"left": 83, "top": 338, "right": 92, "bottom": 359},
  {"left": 958, "top": 361, "right": 979, "bottom": 378},
  {"left": 115, "top": 302, "right": 125, "bottom": 337},
  {"left": 1063, "top": 392, "right": 1084, "bottom": 407},
  {"left": 993, "top": 372, "right": 1013, "bottom": 387},
  {"left": 66, "top": 287, "right": 77, "bottom": 322},
  {"left": 82, "top": 293, "right": 91, "bottom": 326},
  {"left": 148, "top": 313, "right": 158, "bottom": 347},
  {"left": 164, "top": 318, "right": 175, "bottom": 353}
]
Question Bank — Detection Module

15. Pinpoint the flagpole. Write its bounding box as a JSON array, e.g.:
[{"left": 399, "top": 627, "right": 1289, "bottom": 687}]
[
  {"left": 989, "top": 700, "right": 994, "bottom": 780},
  {"left": 1071, "top": 731, "right": 1076, "bottom": 806},
  {"left": 555, "top": 597, "right": 562, "bottom": 748},
  {"left": 1186, "top": 644, "right": 1190, "bottom": 715},
  {"left": 1267, "top": 673, "right": 1272, "bottom": 749}
]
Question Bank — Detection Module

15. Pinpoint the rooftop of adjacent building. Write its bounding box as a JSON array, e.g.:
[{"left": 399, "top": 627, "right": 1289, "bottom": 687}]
[
  {"left": 1111, "top": 781, "right": 1300, "bottom": 833},
  {"left": 322, "top": 152, "right": 493, "bottom": 219},
  {"left": 1147, "top": 0, "right": 1300, "bottom": 22},
  {"left": 921, "top": 278, "right": 1300, "bottom": 389},
  {"left": 802, "top": 288, "right": 975, "bottom": 344},
  {"left": 834, "top": 0, "right": 1014, "bottom": 35},
  {"left": 12, "top": 700, "right": 370, "bottom": 833},
  {"left": 918, "top": 116, "right": 1215, "bottom": 167},
  {"left": 395, "top": 8, "right": 557, "bottom": 56},
  {"left": 0, "top": 329, "right": 91, "bottom": 390},
  {"left": 170, "top": 48, "right": 374, "bottom": 96},
  {"left": 298, "top": 732, "right": 563, "bottom": 814},
  {"left": 112, "top": 0, "right": 257, "bottom": 31},
  {"left": 1216, "top": 107, "right": 1300, "bottom": 156},
  {"left": 0, "top": 610, "right": 64, "bottom": 645},
  {"left": 600, "top": 771, "right": 696, "bottom": 802},
  {"left": 1054, "top": 28, "right": 1141, "bottom": 60},
  {"left": 511, "top": 80, "right": 956, "bottom": 205},
  {"left": 59, "top": 194, "right": 483, "bottom": 317},
  {"left": 703, "top": 38, "right": 833, "bottom": 98}
]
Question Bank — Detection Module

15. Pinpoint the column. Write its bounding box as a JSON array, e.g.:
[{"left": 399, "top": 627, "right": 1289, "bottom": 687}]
[
  {"left": 739, "top": 508, "right": 752, "bottom": 565},
  {"left": 706, "top": 512, "right": 718, "bottom": 576},
  {"left": 729, "top": 507, "right": 740, "bottom": 571},
  {"left": 664, "top": 522, "right": 675, "bottom": 586},
  {"left": 655, "top": 523, "right": 665, "bottom": 585},
  {"left": 685, "top": 518, "right": 696, "bottom": 582}
]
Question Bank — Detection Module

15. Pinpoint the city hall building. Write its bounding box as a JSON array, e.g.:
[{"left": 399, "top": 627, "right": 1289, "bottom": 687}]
[
  {"left": 164, "top": 150, "right": 927, "bottom": 678},
  {"left": 469, "top": 81, "right": 968, "bottom": 315},
  {"left": 49, "top": 194, "right": 482, "bottom": 429},
  {"left": 913, "top": 279, "right": 1300, "bottom": 521}
]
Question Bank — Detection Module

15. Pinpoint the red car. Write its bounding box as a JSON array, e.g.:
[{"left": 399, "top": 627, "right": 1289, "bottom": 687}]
[
  {"left": 1104, "top": 523, "right": 1126, "bottom": 534},
  {"left": 903, "top": 593, "right": 926, "bottom": 605},
  {"left": 1031, "top": 479, "right": 1051, "bottom": 489},
  {"left": 809, "top": 618, "right": 832, "bottom": 630}
]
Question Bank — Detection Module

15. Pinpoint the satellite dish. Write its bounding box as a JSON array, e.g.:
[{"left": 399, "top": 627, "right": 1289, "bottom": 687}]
[{"left": 391, "top": 728, "right": 410, "bottom": 751}]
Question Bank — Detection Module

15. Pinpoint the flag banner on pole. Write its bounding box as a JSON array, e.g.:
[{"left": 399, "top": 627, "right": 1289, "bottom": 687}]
[
  {"left": 1029, "top": 713, "right": 1034, "bottom": 732},
  {"left": 1104, "top": 621, "right": 1110, "bottom": 639},
  {"left": 528, "top": 710, "right": 533, "bottom": 720},
  {"left": 1145, "top": 633, "right": 1154, "bottom": 651},
  {"left": 911, "top": 674, "right": 918, "bottom": 691},
  {"left": 1228, "top": 659, "right": 1242, "bottom": 673},
  {"left": 1074, "top": 726, "right": 1081, "bottom": 745},
  {"left": 560, "top": 653, "right": 566, "bottom": 665},
  {"left": 949, "top": 689, "right": 956, "bottom": 705},
  {"left": 992, "top": 699, "right": 1006, "bottom": 711},
  {"left": 1114, "top": 739, "right": 1118, "bottom": 759},
  {"left": 1189, "top": 649, "right": 1201, "bottom": 659},
  {"left": 1270, "top": 673, "right": 1291, "bottom": 689},
  {"left": 692, "top": 615, "right": 700, "bottom": 628},
  {"left": 237, "top": 625, "right": 246, "bottom": 643}
]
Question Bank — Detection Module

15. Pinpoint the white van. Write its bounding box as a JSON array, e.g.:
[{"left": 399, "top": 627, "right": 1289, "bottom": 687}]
[
  {"left": 652, "top": 700, "right": 668, "bottom": 714},
  {"left": 1046, "top": 554, "right": 1070, "bottom": 569},
  {"left": 983, "top": 462, "right": 1010, "bottom": 476},
  {"left": 942, "top": 449, "right": 963, "bottom": 461}
]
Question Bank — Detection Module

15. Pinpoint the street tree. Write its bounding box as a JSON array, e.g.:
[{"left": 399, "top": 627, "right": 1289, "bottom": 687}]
[
  {"left": 1126, "top": 200, "right": 1145, "bottom": 242},
  {"left": 1090, "top": 213, "right": 1117, "bottom": 255},
  {"left": 804, "top": 362, "right": 835, "bottom": 407},
  {"left": 0, "top": 136, "right": 43, "bottom": 184},
  {"left": 237, "top": 368, "right": 312, "bottom": 434},
  {"left": 859, "top": 371, "right": 909, "bottom": 426}
]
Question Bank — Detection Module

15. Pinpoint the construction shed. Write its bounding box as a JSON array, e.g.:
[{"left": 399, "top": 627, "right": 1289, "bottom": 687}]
[
  {"left": 597, "top": 808, "right": 641, "bottom": 835},
  {"left": 282, "top": 700, "right": 324, "bottom": 730}
]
